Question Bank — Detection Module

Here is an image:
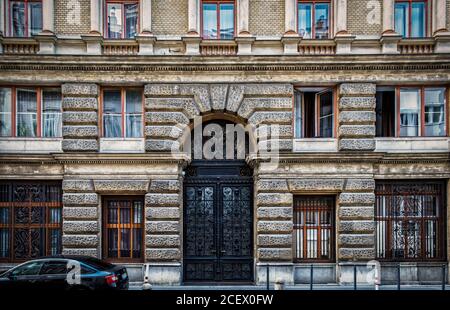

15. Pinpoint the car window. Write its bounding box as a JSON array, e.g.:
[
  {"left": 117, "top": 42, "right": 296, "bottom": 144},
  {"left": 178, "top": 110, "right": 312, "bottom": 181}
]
[
  {"left": 11, "top": 261, "right": 44, "bottom": 276},
  {"left": 81, "top": 264, "right": 96, "bottom": 275},
  {"left": 40, "top": 261, "right": 68, "bottom": 275},
  {"left": 81, "top": 257, "right": 113, "bottom": 271}
]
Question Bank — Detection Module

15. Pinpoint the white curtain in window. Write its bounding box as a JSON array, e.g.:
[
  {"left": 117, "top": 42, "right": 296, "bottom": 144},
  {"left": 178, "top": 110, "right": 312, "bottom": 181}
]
[
  {"left": 107, "top": 4, "right": 123, "bottom": 38},
  {"left": 103, "top": 90, "right": 122, "bottom": 138},
  {"left": 16, "top": 89, "right": 37, "bottom": 137},
  {"left": 42, "top": 90, "right": 62, "bottom": 137},
  {"left": 0, "top": 88, "right": 12, "bottom": 137},
  {"left": 399, "top": 89, "right": 420, "bottom": 136},
  {"left": 125, "top": 3, "right": 138, "bottom": 38},
  {"left": 424, "top": 88, "right": 445, "bottom": 136},
  {"left": 125, "top": 90, "right": 141, "bottom": 138}
]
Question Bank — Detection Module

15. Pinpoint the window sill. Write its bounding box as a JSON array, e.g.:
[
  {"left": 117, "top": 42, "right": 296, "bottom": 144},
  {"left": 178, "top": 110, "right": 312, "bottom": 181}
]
[
  {"left": 0, "top": 137, "right": 62, "bottom": 153},
  {"left": 293, "top": 138, "right": 338, "bottom": 152},
  {"left": 99, "top": 137, "right": 145, "bottom": 153},
  {"left": 375, "top": 137, "right": 449, "bottom": 153}
]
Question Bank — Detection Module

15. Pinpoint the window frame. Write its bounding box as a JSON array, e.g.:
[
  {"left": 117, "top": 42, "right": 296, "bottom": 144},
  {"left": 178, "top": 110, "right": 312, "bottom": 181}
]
[
  {"left": 297, "top": 0, "right": 333, "bottom": 39},
  {"left": 394, "top": 0, "right": 429, "bottom": 38},
  {"left": 7, "top": 0, "right": 43, "bottom": 37},
  {"left": 200, "top": 0, "right": 236, "bottom": 40},
  {"left": 102, "top": 196, "right": 145, "bottom": 263},
  {"left": 104, "top": 0, "right": 140, "bottom": 39},
  {"left": 99, "top": 87, "right": 144, "bottom": 138},
  {"left": 0, "top": 86, "right": 62, "bottom": 138}
]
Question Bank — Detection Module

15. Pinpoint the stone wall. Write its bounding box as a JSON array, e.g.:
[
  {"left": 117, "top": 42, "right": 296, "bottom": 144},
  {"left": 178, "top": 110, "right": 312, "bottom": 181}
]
[
  {"left": 55, "top": 0, "right": 91, "bottom": 35},
  {"left": 347, "top": 0, "right": 382, "bottom": 36},
  {"left": 249, "top": 0, "right": 285, "bottom": 36},
  {"left": 152, "top": 0, "right": 188, "bottom": 36}
]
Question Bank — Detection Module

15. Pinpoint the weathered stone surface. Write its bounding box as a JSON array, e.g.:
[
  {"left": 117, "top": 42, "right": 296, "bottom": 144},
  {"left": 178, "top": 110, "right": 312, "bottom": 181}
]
[
  {"left": 257, "top": 207, "right": 292, "bottom": 219},
  {"left": 146, "top": 249, "right": 181, "bottom": 260},
  {"left": 257, "top": 248, "right": 292, "bottom": 261},
  {"left": 339, "top": 139, "right": 376, "bottom": 151},
  {"left": 226, "top": 84, "right": 245, "bottom": 112},
  {"left": 62, "top": 83, "right": 99, "bottom": 96},
  {"left": 146, "top": 235, "right": 180, "bottom": 247},
  {"left": 144, "top": 84, "right": 179, "bottom": 96},
  {"left": 181, "top": 85, "right": 211, "bottom": 112},
  {"left": 257, "top": 234, "right": 292, "bottom": 247},
  {"left": 256, "top": 193, "right": 293, "bottom": 206},
  {"left": 63, "top": 221, "right": 99, "bottom": 233},
  {"left": 63, "top": 207, "right": 98, "bottom": 219},
  {"left": 339, "top": 193, "right": 375, "bottom": 205},
  {"left": 339, "top": 97, "right": 376, "bottom": 110},
  {"left": 149, "top": 180, "right": 180, "bottom": 193},
  {"left": 62, "top": 248, "right": 98, "bottom": 257},
  {"left": 63, "top": 111, "right": 98, "bottom": 124},
  {"left": 62, "top": 139, "right": 99, "bottom": 152},
  {"left": 288, "top": 179, "right": 344, "bottom": 191},
  {"left": 146, "top": 207, "right": 180, "bottom": 219},
  {"left": 339, "top": 248, "right": 376, "bottom": 260},
  {"left": 145, "top": 98, "right": 199, "bottom": 119},
  {"left": 248, "top": 111, "right": 292, "bottom": 125},
  {"left": 256, "top": 179, "right": 288, "bottom": 192},
  {"left": 93, "top": 180, "right": 149, "bottom": 193},
  {"left": 146, "top": 193, "right": 179, "bottom": 207},
  {"left": 339, "top": 125, "right": 375, "bottom": 138},
  {"left": 256, "top": 124, "right": 292, "bottom": 139},
  {"left": 145, "top": 112, "right": 189, "bottom": 125},
  {"left": 210, "top": 84, "right": 228, "bottom": 110},
  {"left": 63, "top": 193, "right": 98, "bottom": 206},
  {"left": 63, "top": 235, "right": 99, "bottom": 247},
  {"left": 339, "top": 83, "right": 376, "bottom": 96},
  {"left": 145, "top": 139, "right": 180, "bottom": 152},
  {"left": 243, "top": 84, "right": 293, "bottom": 97},
  {"left": 63, "top": 126, "right": 98, "bottom": 138},
  {"left": 344, "top": 179, "right": 375, "bottom": 192},
  {"left": 339, "top": 234, "right": 374, "bottom": 246},
  {"left": 62, "top": 180, "right": 94, "bottom": 192},
  {"left": 339, "top": 220, "right": 375, "bottom": 233},
  {"left": 238, "top": 98, "right": 292, "bottom": 119},
  {"left": 62, "top": 97, "right": 98, "bottom": 111},
  {"left": 145, "top": 221, "right": 179, "bottom": 233},
  {"left": 257, "top": 221, "right": 292, "bottom": 233},
  {"left": 145, "top": 125, "right": 184, "bottom": 139},
  {"left": 258, "top": 139, "right": 293, "bottom": 151},
  {"left": 338, "top": 206, "right": 374, "bottom": 219},
  {"left": 339, "top": 111, "right": 376, "bottom": 124}
]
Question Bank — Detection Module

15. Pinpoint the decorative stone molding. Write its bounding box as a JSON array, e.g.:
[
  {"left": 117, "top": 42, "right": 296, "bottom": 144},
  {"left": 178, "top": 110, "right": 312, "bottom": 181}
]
[
  {"left": 398, "top": 39, "right": 435, "bottom": 54},
  {"left": 200, "top": 40, "right": 238, "bottom": 56},
  {"left": 93, "top": 180, "right": 150, "bottom": 193},
  {"left": 102, "top": 40, "right": 139, "bottom": 55},
  {"left": 1, "top": 38, "right": 39, "bottom": 54},
  {"left": 298, "top": 39, "right": 336, "bottom": 55}
]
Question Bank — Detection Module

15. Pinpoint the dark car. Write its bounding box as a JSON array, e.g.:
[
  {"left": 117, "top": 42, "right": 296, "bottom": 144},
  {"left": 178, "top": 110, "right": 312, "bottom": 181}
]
[{"left": 0, "top": 256, "right": 129, "bottom": 290}]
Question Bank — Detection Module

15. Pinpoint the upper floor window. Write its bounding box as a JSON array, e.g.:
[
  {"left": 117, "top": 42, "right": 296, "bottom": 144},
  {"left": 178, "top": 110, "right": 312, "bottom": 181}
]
[
  {"left": 202, "top": 1, "right": 235, "bottom": 40},
  {"left": 298, "top": 0, "right": 330, "bottom": 39},
  {"left": 376, "top": 86, "right": 447, "bottom": 137},
  {"left": 7, "top": 0, "right": 42, "bottom": 37},
  {"left": 0, "top": 87, "right": 62, "bottom": 138},
  {"left": 395, "top": 0, "right": 427, "bottom": 38},
  {"left": 294, "top": 88, "right": 334, "bottom": 138},
  {"left": 102, "top": 88, "right": 143, "bottom": 138},
  {"left": 105, "top": 1, "right": 139, "bottom": 39}
]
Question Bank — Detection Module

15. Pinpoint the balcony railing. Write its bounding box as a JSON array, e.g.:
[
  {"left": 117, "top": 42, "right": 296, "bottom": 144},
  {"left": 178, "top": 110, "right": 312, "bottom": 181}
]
[
  {"left": 298, "top": 40, "right": 336, "bottom": 55},
  {"left": 102, "top": 40, "right": 139, "bottom": 55},
  {"left": 398, "top": 39, "right": 435, "bottom": 54},
  {"left": 2, "top": 38, "right": 39, "bottom": 54},
  {"left": 200, "top": 40, "right": 237, "bottom": 56}
]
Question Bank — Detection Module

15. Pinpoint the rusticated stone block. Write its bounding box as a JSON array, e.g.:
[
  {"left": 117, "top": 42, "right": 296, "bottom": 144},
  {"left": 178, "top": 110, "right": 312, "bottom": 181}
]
[
  {"left": 149, "top": 180, "right": 180, "bottom": 193},
  {"left": 63, "top": 111, "right": 98, "bottom": 125},
  {"left": 62, "top": 126, "right": 98, "bottom": 138},
  {"left": 257, "top": 207, "right": 292, "bottom": 220},
  {"left": 339, "top": 111, "right": 376, "bottom": 124},
  {"left": 145, "top": 139, "right": 180, "bottom": 152},
  {"left": 63, "top": 193, "right": 98, "bottom": 206},
  {"left": 63, "top": 221, "right": 99, "bottom": 233},
  {"left": 62, "top": 180, "right": 94, "bottom": 193},
  {"left": 344, "top": 179, "right": 375, "bottom": 192},
  {"left": 146, "top": 249, "right": 181, "bottom": 261},
  {"left": 288, "top": 179, "right": 344, "bottom": 191},
  {"left": 338, "top": 234, "right": 374, "bottom": 247},
  {"left": 238, "top": 98, "right": 292, "bottom": 119},
  {"left": 145, "top": 98, "right": 199, "bottom": 119},
  {"left": 338, "top": 206, "right": 374, "bottom": 219},
  {"left": 339, "top": 139, "right": 376, "bottom": 151},
  {"left": 243, "top": 84, "right": 293, "bottom": 97},
  {"left": 146, "top": 207, "right": 180, "bottom": 219},
  {"left": 256, "top": 193, "right": 293, "bottom": 207},
  {"left": 256, "top": 179, "right": 288, "bottom": 192},
  {"left": 339, "top": 248, "right": 375, "bottom": 260},
  {"left": 62, "top": 235, "right": 99, "bottom": 247},
  {"left": 256, "top": 124, "right": 292, "bottom": 139},
  {"left": 145, "top": 221, "right": 179, "bottom": 233},
  {"left": 145, "top": 193, "right": 179, "bottom": 207},
  {"left": 257, "top": 221, "right": 292, "bottom": 233},
  {"left": 62, "top": 83, "right": 99, "bottom": 97},
  {"left": 62, "top": 139, "right": 99, "bottom": 152},
  {"left": 180, "top": 85, "right": 211, "bottom": 112},
  {"left": 145, "top": 112, "right": 190, "bottom": 125},
  {"left": 248, "top": 111, "right": 292, "bottom": 126},
  {"left": 339, "top": 125, "right": 375, "bottom": 138},
  {"left": 63, "top": 207, "right": 98, "bottom": 220},
  {"left": 226, "top": 84, "right": 245, "bottom": 112},
  {"left": 339, "top": 97, "right": 376, "bottom": 110},
  {"left": 145, "top": 125, "right": 184, "bottom": 139},
  {"left": 210, "top": 84, "right": 228, "bottom": 110},
  {"left": 62, "top": 248, "right": 98, "bottom": 257},
  {"left": 93, "top": 180, "right": 149, "bottom": 193},
  {"left": 339, "top": 193, "right": 375, "bottom": 205},
  {"left": 258, "top": 248, "right": 292, "bottom": 261},
  {"left": 62, "top": 97, "right": 98, "bottom": 111},
  {"left": 257, "top": 234, "right": 292, "bottom": 247},
  {"left": 257, "top": 139, "right": 293, "bottom": 152},
  {"left": 144, "top": 84, "right": 179, "bottom": 96},
  {"left": 146, "top": 235, "right": 180, "bottom": 247},
  {"left": 339, "top": 83, "right": 376, "bottom": 96},
  {"left": 339, "top": 220, "right": 375, "bottom": 233}
]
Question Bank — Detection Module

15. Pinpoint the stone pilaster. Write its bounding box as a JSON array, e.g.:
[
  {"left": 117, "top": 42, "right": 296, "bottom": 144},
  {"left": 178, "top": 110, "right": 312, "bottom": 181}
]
[
  {"left": 338, "top": 83, "right": 376, "bottom": 151},
  {"left": 61, "top": 83, "right": 99, "bottom": 152}
]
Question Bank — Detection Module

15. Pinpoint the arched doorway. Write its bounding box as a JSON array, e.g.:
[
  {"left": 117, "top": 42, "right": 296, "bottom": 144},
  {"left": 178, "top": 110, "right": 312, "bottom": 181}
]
[{"left": 183, "top": 119, "right": 254, "bottom": 283}]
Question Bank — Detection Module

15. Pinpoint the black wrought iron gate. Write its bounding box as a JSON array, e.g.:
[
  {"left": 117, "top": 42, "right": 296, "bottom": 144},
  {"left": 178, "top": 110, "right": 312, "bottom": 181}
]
[{"left": 183, "top": 160, "right": 253, "bottom": 283}]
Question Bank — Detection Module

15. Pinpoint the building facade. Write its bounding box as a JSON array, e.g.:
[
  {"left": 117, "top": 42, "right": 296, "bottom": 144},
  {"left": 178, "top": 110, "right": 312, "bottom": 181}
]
[{"left": 0, "top": 0, "right": 450, "bottom": 286}]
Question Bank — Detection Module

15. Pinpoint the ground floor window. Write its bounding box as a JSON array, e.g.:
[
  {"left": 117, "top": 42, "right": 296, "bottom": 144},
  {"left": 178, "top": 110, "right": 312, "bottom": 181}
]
[
  {"left": 375, "top": 181, "right": 446, "bottom": 261},
  {"left": 294, "top": 195, "right": 335, "bottom": 262},
  {"left": 103, "top": 196, "right": 144, "bottom": 262},
  {"left": 0, "top": 181, "right": 62, "bottom": 262}
]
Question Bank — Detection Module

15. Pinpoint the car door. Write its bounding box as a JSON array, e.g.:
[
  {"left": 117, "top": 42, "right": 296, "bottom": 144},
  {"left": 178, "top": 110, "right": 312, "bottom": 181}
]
[
  {"left": 0, "top": 261, "right": 44, "bottom": 289},
  {"left": 39, "top": 260, "right": 69, "bottom": 290}
]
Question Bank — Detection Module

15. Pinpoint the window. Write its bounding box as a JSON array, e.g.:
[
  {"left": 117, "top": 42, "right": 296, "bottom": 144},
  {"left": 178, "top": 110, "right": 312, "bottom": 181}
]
[
  {"left": 294, "top": 88, "right": 334, "bottom": 138},
  {"left": 10, "top": 261, "right": 43, "bottom": 276},
  {"left": 0, "top": 87, "right": 62, "bottom": 138},
  {"left": 105, "top": 1, "right": 139, "bottom": 39},
  {"left": 202, "top": 1, "right": 235, "bottom": 40},
  {"left": 294, "top": 196, "right": 335, "bottom": 262},
  {"left": 375, "top": 181, "right": 446, "bottom": 261},
  {"left": 376, "top": 86, "right": 447, "bottom": 137},
  {"left": 8, "top": 0, "right": 42, "bottom": 37},
  {"left": 0, "top": 181, "right": 62, "bottom": 262},
  {"left": 395, "top": 0, "right": 427, "bottom": 38},
  {"left": 40, "top": 261, "right": 68, "bottom": 275},
  {"left": 103, "top": 197, "right": 144, "bottom": 261},
  {"left": 298, "top": 1, "right": 330, "bottom": 39},
  {"left": 102, "top": 88, "right": 143, "bottom": 138}
]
